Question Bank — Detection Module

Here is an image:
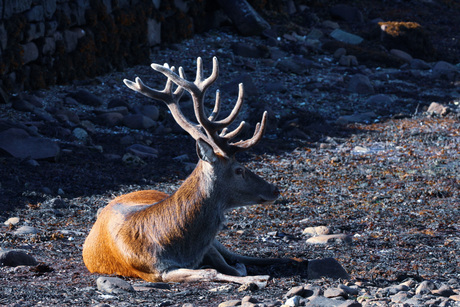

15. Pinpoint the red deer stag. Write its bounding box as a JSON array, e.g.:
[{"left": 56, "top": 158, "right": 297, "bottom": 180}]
[{"left": 83, "top": 57, "right": 291, "bottom": 287}]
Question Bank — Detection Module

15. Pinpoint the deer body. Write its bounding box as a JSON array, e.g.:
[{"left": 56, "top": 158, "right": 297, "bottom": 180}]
[{"left": 83, "top": 57, "right": 289, "bottom": 286}]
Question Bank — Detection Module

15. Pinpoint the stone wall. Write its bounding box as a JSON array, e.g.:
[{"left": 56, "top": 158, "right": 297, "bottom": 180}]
[{"left": 0, "top": 0, "right": 218, "bottom": 93}]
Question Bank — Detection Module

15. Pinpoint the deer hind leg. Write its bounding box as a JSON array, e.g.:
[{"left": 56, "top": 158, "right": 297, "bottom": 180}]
[
  {"left": 213, "top": 240, "right": 293, "bottom": 266},
  {"left": 161, "top": 268, "right": 269, "bottom": 288}
]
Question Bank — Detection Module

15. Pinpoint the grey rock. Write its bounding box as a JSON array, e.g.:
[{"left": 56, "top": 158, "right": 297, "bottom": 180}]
[
  {"left": 303, "top": 226, "right": 331, "bottom": 236},
  {"left": 338, "top": 284, "right": 359, "bottom": 296},
  {"left": 432, "top": 284, "right": 455, "bottom": 297},
  {"left": 365, "top": 94, "right": 394, "bottom": 107},
  {"left": 43, "top": 0, "right": 57, "bottom": 18},
  {"left": 306, "top": 234, "right": 352, "bottom": 244},
  {"left": 42, "top": 37, "right": 56, "bottom": 55},
  {"left": 21, "top": 42, "right": 39, "bottom": 64},
  {"left": 25, "top": 5, "right": 44, "bottom": 22},
  {"left": 330, "top": 29, "right": 364, "bottom": 45},
  {"left": 305, "top": 296, "right": 343, "bottom": 307},
  {"left": 72, "top": 127, "right": 89, "bottom": 142},
  {"left": 0, "top": 128, "right": 60, "bottom": 160},
  {"left": 307, "top": 258, "right": 349, "bottom": 280},
  {"left": 127, "top": 144, "right": 159, "bottom": 159},
  {"left": 217, "top": 0, "right": 270, "bottom": 36},
  {"left": 348, "top": 74, "right": 374, "bottom": 94},
  {"left": 285, "top": 285, "right": 314, "bottom": 298},
  {"left": 415, "top": 280, "right": 436, "bottom": 295},
  {"left": 25, "top": 22, "right": 45, "bottom": 42},
  {"left": 99, "top": 112, "right": 124, "bottom": 127},
  {"left": 32, "top": 108, "right": 55, "bottom": 122},
  {"left": 123, "top": 114, "right": 156, "bottom": 130},
  {"left": 69, "top": 90, "right": 103, "bottom": 107},
  {"left": 12, "top": 98, "right": 35, "bottom": 112},
  {"left": 334, "top": 47, "right": 347, "bottom": 59},
  {"left": 141, "top": 105, "right": 160, "bottom": 121},
  {"left": 3, "top": 0, "right": 33, "bottom": 19},
  {"left": 432, "top": 61, "right": 458, "bottom": 80},
  {"left": 276, "top": 57, "right": 309, "bottom": 75},
  {"left": 339, "top": 55, "right": 358, "bottom": 67},
  {"left": 390, "top": 291, "right": 411, "bottom": 303},
  {"left": 14, "top": 225, "right": 40, "bottom": 235},
  {"left": 285, "top": 295, "right": 301, "bottom": 306},
  {"left": 0, "top": 249, "right": 38, "bottom": 266},
  {"left": 218, "top": 300, "right": 241, "bottom": 307},
  {"left": 427, "top": 102, "right": 450, "bottom": 116},
  {"left": 324, "top": 287, "right": 348, "bottom": 299},
  {"left": 4, "top": 217, "right": 20, "bottom": 226},
  {"left": 390, "top": 49, "right": 413, "bottom": 63},
  {"left": 410, "top": 58, "right": 431, "bottom": 70},
  {"left": 96, "top": 276, "right": 134, "bottom": 294}
]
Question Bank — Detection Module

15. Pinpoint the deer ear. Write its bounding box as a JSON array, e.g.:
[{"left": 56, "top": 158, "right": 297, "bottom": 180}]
[{"left": 196, "top": 138, "right": 218, "bottom": 163}]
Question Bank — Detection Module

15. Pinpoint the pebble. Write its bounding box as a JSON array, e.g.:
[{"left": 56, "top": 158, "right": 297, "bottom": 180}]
[
  {"left": 14, "top": 225, "right": 40, "bottom": 235},
  {"left": 127, "top": 144, "right": 159, "bottom": 159},
  {"left": 415, "top": 280, "right": 436, "bottom": 295},
  {"left": 324, "top": 287, "right": 348, "bottom": 299},
  {"left": 432, "top": 60, "right": 459, "bottom": 80},
  {"left": 302, "top": 226, "right": 330, "bottom": 236},
  {"left": 306, "top": 234, "right": 352, "bottom": 244},
  {"left": 68, "top": 90, "right": 103, "bottom": 107},
  {"left": 284, "top": 295, "right": 301, "bottom": 306},
  {"left": 4, "top": 217, "right": 20, "bottom": 226},
  {"left": 330, "top": 29, "right": 364, "bottom": 45},
  {"left": 96, "top": 276, "right": 134, "bottom": 294},
  {"left": 0, "top": 249, "right": 38, "bottom": 266},
  {"left": 427, "top": 102, "right": 450, "bottom": 116},
  {"left": 123, "top": 114, "right": 156, "bottom": 129},
  {"left": 218, "top": 300, "right": 241, "bottom": 307},
  {"left": 348, "top": 74, "right": 374, "bottom": 94},
  {"left": 390, "top": 49, "right": 413, "bottom": 62},
  {"left": 432, "top": 284, "right": 455, "bottom": 297}
]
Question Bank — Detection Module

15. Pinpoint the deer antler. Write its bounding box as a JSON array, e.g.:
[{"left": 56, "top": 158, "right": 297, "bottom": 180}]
[{"left": 123, "top": 57, "right": 267, "bottom": 157}]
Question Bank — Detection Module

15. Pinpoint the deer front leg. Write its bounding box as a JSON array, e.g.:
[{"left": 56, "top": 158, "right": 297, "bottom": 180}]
[
  {"left": 201, "top": 242, "right": 247, "bottom": 276},
  {"left": 161, "top": 269, "right": 269, "bottom": 288}
]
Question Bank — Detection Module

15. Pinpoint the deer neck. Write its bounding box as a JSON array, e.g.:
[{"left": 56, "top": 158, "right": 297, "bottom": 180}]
[{"left": 138, "top": 160, "right": 226, "bottom": 243}]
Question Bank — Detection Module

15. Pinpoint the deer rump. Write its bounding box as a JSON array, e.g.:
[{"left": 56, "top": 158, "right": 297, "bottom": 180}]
[{"left": 82, "top": 57, "right": 292, "bottom": 287}]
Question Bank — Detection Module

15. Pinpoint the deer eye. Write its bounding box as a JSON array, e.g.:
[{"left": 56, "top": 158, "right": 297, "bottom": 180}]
[{"left": 235, "top": 167, "right": 245, "bottom": 176}]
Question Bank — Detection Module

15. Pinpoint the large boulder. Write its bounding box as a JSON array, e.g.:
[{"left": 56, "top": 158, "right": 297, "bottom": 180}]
[{"left": 0, "top": 128, "right": 60, "bottom": 160}]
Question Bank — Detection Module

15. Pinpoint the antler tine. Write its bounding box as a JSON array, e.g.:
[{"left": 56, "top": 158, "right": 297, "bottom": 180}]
[
  {"left": 213, "top": 83, "right": 244, "bottom": 128},
  {"left": 208, "top": 90, "right": 221, "bottom": 121},
  {"left": 219, "top": 121, "right": 246, "bottom": 139},
  {"left": 227, "top": 111, "right": 268, "bottom": 154}
]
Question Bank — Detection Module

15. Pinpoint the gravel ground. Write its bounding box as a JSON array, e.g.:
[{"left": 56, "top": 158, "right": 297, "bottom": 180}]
[{"left": 1, "top": 2, "right": 460, "bottom": 306}]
